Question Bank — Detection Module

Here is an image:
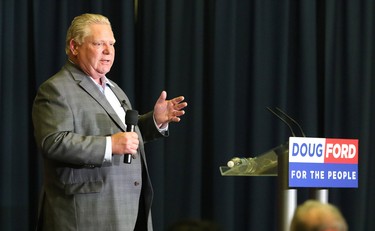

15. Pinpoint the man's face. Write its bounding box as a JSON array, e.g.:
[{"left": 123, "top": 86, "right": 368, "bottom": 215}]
[{"left": 74, "top": 24, "right": 115, "bottom": 80}]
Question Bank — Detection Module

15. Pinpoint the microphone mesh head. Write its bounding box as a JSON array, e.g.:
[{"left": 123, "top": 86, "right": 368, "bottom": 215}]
[{"left": 125, "top": 110, "right": 139, "bottom": 125}]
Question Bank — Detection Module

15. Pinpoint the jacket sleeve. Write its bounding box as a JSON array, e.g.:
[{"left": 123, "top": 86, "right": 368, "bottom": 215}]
[
  {"left": 32, "top": 79, "right": 107, "bottom": 166},
  {"left": 138, "top": 111, "right": 168, "bottom": 144}
]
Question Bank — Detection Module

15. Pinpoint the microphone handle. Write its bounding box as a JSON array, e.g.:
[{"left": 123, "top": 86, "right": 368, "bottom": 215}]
[
  {"left": 124, "top": 154, "right": 133, "bottom": 164},
  {"left": 124, "top": 125, "right": 135, "bottom": 164}
]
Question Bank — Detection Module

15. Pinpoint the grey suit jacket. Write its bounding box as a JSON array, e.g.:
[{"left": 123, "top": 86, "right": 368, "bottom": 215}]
[{"left": 32, "top": 61, "right": 165, "bottom": 231}]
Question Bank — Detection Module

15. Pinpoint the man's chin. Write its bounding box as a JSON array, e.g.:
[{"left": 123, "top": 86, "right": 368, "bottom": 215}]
[{"left": 97, "top": 68, "right": 112, "bottom": 76}]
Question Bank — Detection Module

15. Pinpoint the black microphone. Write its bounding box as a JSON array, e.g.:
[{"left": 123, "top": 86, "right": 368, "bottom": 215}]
[{"left": 124, "top": 110, "right": 139, "bottom": 164}]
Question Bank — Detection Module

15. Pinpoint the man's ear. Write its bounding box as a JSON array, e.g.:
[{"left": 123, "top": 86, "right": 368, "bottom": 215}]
[{"left": 69, "top": 39, "right": 78, "bottom": 55}]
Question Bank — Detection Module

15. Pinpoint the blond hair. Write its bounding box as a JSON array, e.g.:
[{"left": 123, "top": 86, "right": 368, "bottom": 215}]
[
  {"left": 65, "top": 13, "right": 111, "bottom": 54},
  {"left": 290, "top": 200, "right": 348, "bottom": 231}
]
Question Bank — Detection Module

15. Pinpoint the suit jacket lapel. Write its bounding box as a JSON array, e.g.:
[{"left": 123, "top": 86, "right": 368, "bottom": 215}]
[{"left": 65, "top": 62, "right": 126, "bottom": 131}]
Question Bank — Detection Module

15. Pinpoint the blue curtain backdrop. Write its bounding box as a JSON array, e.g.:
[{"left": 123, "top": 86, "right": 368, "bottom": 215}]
[{"left": 1, "top": 0, "right": 374, "bottom": 230}]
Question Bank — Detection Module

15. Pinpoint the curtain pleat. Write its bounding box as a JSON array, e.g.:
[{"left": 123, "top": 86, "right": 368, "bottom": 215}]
[{"left": 0, "top": 0, "right": 374, "bottom": 230}]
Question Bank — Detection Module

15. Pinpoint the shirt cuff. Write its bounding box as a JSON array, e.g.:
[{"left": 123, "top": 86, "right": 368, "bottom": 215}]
[
  {"left": 103, "top": 136, "right": 112, "bottom": 163},
  {"left": 153, "top": 116, "right": 169, "bottom": 132}
]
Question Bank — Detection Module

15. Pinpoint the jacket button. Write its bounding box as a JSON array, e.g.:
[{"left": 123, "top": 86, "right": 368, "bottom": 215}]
[{"left": 134, "top": 181, "right": 140, "bottom": 186}]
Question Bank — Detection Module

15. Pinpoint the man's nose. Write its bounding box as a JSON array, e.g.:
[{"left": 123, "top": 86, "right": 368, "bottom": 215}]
[{"left": 103, "top": 44, "right": 113, "bottom": 54}]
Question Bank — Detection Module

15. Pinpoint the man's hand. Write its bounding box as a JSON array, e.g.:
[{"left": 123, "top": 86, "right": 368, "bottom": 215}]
[
  {"left": 111, "top": 132, "right": 139, "bottom": 155},
  {"left": 153, "top": 91, "right": 187, "bottom": 128}
]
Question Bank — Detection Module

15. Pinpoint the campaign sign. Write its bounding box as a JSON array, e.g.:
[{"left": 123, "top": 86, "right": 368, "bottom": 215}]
[{"left": 289, "top": 137, "right": 358, "bottom": 188}]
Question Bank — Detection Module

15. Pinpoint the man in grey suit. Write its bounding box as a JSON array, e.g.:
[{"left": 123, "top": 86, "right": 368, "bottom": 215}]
[{"left": 32, "top": 13, "right": 187, "bottom": 231}]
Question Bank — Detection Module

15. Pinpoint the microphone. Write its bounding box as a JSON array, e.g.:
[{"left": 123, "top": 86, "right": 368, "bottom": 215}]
[
  {"left": 124, "top": 110, "right": 139, "bottom": 164},
  {"left": 266, "top": 107, "right": 306, "bottom": 137}
]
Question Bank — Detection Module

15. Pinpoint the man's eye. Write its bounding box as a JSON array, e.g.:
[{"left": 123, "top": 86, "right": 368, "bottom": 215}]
[{"left": 93, "top": 42, "right": 103, "bottom": 46}]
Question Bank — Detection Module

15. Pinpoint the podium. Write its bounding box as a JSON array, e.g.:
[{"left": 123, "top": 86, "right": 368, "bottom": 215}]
[
  {"left": 220, "top": 142, "right": 329, "bottom": 231},
  {"left": 219, "top": 108, "right": 360, "bottom": 230}
]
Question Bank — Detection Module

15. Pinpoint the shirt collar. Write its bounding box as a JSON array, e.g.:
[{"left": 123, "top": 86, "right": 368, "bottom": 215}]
[
  {"left": 103, "top": 77, "right": 114, "bottom": 87},
  {"left": 88, "top": 75, "right": 114, "bottom": 93}
]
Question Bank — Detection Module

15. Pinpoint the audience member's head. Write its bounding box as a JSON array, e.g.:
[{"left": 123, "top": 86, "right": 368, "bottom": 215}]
[{"left": 290, "top": 200, "right": 348, "bottom": 231}]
